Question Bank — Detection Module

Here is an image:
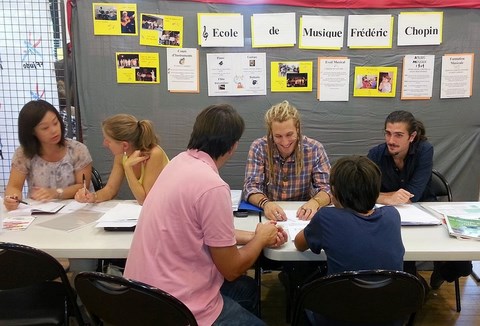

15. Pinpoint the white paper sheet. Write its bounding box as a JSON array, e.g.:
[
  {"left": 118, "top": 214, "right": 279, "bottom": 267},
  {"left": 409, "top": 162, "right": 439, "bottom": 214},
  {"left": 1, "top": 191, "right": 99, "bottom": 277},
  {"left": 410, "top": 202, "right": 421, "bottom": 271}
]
[
  {"left": 276, "top": 209, "right": 309, "bottom": 241},
  {"left": 231, "top": 190, "right": 242, "bottom": 211},
  {"left": 95, "top": 203, "right": 142, "bottom": 228},
  {"left": 392, "top": 204, "right": 442, "bottom": 225},
  {"left": 425, "top": 203, "right": 480, "bottom": 220}
]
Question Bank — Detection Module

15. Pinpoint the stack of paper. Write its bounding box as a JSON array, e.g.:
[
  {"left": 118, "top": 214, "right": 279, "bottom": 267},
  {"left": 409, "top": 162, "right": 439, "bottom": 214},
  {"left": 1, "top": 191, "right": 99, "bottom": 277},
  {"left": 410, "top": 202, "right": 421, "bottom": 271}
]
[
  {"left": 95, "top": 203, "right": 142, "bottom": 228},
  {"left": 445, "top": 215, "right": 480, "bottom": 240},
  {"left": 426, "top": 203, "right": 480, "bottom": 240},
  {"left": 388, "top": 204, "right": 442, "bottom": 226},
  {"left": 231, "top": 190, "right": 242, "bottom": 211},
  {"left": 426, "top": 203, "right": 480, "bottom": 219}
]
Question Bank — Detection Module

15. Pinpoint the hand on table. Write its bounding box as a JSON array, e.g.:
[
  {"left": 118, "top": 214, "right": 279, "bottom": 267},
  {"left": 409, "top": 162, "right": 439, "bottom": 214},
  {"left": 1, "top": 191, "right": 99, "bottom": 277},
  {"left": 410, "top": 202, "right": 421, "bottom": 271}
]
[
  {"left": 388, "top": 189, "right": 414, "bottom": 205},
  {"left": 263, "top": 201, "right": 287, "bottom": 221},
  {"left": 296, "top": 200, "right": 318, "bottom": 220},
  {"left": 264, "top": 221, "right": 288, "bottom": 248},
  {"left": 255, "top": 220, "right": 287, "bottom": 247}
]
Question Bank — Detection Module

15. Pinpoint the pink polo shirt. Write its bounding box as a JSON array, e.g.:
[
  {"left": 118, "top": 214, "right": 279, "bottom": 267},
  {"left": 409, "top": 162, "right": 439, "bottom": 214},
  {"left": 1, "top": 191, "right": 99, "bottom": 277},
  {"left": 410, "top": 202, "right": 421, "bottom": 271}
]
[{"left": 124, "top": 150, "right": 236, "bottom": 326}]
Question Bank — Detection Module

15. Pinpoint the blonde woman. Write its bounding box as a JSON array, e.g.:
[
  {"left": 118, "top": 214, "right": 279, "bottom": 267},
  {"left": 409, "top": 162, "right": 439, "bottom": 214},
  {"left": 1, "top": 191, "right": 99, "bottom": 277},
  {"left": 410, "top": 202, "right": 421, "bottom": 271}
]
[
  {"left": 75, "top": 114, "right": 169, "bottom": 205},
  {"left": 243, "top": 100, "right": 331, "bottom": 221}
]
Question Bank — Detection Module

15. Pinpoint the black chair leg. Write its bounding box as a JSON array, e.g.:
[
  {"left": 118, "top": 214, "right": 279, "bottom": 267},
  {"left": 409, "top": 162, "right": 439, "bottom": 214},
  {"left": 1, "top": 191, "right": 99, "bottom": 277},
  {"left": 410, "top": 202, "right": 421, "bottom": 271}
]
[
  {"left": 255, "top": 262, "right": 261, "bottom": 318},
  {"left": 406, "top": 312, "right": 417, "bottom": 326},
  {"left": 455, "top": 278, "right": 461, "bottom": 312}
]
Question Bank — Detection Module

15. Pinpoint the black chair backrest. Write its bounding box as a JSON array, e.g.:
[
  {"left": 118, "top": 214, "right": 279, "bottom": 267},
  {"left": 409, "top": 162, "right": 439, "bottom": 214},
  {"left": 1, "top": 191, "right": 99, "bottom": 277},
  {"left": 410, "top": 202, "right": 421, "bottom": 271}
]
[
  {"left": 0, "top": 242, "right": 68, "bottom": 289},
  {"left": 75, "top": 272, "right": 198, "bottom": 326},
  {"left": 0, "top": 242, "right": 84, "bottom": 325},
  {"left": 92, "top": 166, "right": 104, "bottom": 191},
  {"left": 431, "top": 169, "right": 453, "bottom": 202},
  {"left": 292, "top": 270, "right": 425, "bottom": 325}
]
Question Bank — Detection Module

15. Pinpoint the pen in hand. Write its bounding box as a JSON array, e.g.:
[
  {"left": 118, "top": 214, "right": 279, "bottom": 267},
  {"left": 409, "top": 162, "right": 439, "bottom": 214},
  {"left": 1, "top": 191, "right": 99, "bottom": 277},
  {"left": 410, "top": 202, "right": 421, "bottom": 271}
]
[
  {"left": 83, "top": 173, "right": 87, "bottom": 196},
  {"left": 6, "top": 195, "right": 29, "bottom": 205}
]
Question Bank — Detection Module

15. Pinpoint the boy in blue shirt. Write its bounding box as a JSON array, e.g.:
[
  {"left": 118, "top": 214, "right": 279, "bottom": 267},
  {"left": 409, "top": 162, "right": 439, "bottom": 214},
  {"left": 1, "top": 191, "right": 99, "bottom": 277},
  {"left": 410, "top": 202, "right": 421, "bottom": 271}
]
[{"left": 294, "top": 155, "right": 405, "bottom": 275}]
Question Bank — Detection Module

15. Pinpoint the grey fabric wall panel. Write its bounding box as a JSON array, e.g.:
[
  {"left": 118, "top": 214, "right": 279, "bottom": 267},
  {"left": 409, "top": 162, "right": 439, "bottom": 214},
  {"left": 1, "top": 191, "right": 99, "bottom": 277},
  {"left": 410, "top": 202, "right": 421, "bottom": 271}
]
[{"left": 73, "top": 1, "right": 480, "bottom": 200}]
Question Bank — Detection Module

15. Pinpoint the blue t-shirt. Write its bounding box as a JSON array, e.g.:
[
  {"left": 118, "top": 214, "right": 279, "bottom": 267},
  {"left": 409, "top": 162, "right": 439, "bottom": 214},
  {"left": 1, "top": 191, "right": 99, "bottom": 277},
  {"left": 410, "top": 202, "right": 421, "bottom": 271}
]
[
  {"left": 367, "top": 141, "right": 435, "bottom": 202},
  {"left": 304, "top": 206, "right": 405, "bottom": 275}
]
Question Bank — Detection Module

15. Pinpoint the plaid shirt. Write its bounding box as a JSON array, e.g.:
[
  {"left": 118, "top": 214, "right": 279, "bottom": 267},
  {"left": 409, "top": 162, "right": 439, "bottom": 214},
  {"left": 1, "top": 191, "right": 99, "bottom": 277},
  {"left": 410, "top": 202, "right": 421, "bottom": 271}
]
[{"left": 243, "top": 136, "right": 331, "bottom": 201}]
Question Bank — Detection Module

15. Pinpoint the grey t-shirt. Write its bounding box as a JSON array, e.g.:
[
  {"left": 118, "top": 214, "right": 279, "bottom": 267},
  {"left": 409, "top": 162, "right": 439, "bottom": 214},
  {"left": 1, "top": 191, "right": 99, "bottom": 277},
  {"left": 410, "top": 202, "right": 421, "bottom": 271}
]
[{"left": 12, "top": 138, "right": 92, "bottom": 197}]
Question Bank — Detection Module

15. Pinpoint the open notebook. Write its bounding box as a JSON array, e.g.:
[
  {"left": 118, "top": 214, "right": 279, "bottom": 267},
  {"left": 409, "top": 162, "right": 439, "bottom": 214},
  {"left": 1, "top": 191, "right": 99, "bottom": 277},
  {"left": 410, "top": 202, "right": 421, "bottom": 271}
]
[{"left": 7, "top": 201, "right": 65, "bottom": 216}]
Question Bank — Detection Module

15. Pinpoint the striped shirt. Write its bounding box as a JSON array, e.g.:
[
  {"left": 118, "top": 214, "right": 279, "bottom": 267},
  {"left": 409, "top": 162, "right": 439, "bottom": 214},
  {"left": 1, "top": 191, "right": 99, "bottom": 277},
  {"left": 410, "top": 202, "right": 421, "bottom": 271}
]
[{"left": 244, "top": 136, "right": 331, "bottom": 201}]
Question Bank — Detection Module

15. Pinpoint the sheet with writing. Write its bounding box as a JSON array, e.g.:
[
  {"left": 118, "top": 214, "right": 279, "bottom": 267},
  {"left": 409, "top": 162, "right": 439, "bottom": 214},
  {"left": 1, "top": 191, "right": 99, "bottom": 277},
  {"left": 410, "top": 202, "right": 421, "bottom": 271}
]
[
  {"left": 276, "top": 209, "right": 309, "bottom": 241},
  {"left": 95, "top": 202, "right": 142, "bottom": 228}
]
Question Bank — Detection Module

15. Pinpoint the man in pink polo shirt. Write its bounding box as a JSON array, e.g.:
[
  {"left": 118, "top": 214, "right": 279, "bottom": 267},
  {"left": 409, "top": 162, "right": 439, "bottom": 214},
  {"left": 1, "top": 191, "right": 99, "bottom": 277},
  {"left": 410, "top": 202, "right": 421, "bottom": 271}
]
[{"left": 124, "top": 104, "right": 287, "bottom": 325}]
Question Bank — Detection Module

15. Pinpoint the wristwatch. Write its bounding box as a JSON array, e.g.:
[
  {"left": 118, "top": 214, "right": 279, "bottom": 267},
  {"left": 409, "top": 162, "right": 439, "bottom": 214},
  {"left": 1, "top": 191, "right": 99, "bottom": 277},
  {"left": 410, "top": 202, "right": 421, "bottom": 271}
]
[{"left": 56, "top": 188, "right": 64, "bottom": 199}]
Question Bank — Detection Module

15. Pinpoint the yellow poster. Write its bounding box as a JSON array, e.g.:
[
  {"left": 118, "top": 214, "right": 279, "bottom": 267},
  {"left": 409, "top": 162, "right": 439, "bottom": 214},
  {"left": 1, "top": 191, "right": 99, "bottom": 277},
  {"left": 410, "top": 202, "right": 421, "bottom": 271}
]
[
  {"left": 270, "top": 61, "right": 313, "bottom": 92},
  {"left": 140, "top": 14, "right": 183, "bottom": 47},
  {"left": 353, "top": 66, "right": 397, "bottom": 97},
  {"left": 93, "top": 3, "right": 137, "bottom": 36},
  {"left": 116, "top": 52, "right": 160, "bottom": 84}
]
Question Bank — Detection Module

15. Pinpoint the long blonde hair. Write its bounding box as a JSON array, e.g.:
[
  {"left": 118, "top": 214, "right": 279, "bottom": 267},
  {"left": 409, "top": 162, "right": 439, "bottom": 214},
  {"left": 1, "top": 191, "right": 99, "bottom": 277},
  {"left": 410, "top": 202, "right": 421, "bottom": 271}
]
[
  {"left": 265, "top": 100, "right": 304, "bottom": 182},
  {"left": 102, "top": 114, "right": 159, "bottom": 152}
]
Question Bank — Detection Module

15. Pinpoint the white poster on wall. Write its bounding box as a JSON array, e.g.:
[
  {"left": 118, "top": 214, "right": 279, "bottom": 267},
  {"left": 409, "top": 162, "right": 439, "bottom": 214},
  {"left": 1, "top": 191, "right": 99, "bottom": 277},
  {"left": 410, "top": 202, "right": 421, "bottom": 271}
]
[
  {"left": 440, "top": 53, "right": 474, "bottom": 99},
  {"left": 401, "top": 54, "right": 435, "bottom": 100},
  {"left": 317, "top": 57, "right": 350, "bottom": 101},
  {"left": 206, "top": 52, "right": 266, "bottom": 96},
  {"left": 198, "top": 13, "right": 244, "bottom": 47},
  {"left": 397, "top": 12, "right": 443, "bottom": 46},
  {"left": 347, "top": 15, "right": 393, "bottom": 49},
  {"left": 251, "top": 13, "right": 296, "bottom": 48},
  {"left": 166, "top": 48, "right": 199, "bottom": 93},
  {"left": 299, "top": 15, "right": 345, "bottom": 50}
]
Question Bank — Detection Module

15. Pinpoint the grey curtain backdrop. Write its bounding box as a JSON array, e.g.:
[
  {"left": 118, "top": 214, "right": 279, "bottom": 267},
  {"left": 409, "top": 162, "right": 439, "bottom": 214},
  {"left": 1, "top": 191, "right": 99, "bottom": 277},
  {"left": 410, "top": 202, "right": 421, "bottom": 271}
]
[{"left": 72, "top": 1, "right": 480, "bottom": 200}]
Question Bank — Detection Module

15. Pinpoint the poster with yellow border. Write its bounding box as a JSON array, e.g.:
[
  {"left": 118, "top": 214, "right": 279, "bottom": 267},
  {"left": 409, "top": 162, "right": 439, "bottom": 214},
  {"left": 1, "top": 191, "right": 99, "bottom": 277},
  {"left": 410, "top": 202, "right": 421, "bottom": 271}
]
[
  {"left": 93, "top": 3, "right": 137, "bottom": 36},
  {"left": 353, "top": 66, "right": 397, "bottom": 97},
  {"left": 116, "top": 52, "right": 159, "bottom": 84},
  {"left": 271, "top": 61, "right": 313, "bottom": 92},
  {"left": 140, "top": 14, "right": 183, "bottom": 47}
]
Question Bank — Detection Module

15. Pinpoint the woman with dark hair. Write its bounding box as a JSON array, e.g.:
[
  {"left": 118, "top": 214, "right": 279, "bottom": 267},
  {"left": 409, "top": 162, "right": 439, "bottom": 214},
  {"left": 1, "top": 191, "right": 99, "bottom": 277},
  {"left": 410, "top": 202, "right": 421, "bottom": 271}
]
[{"left": 4, "top": 100, "right": 92, "bottom": 210}]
